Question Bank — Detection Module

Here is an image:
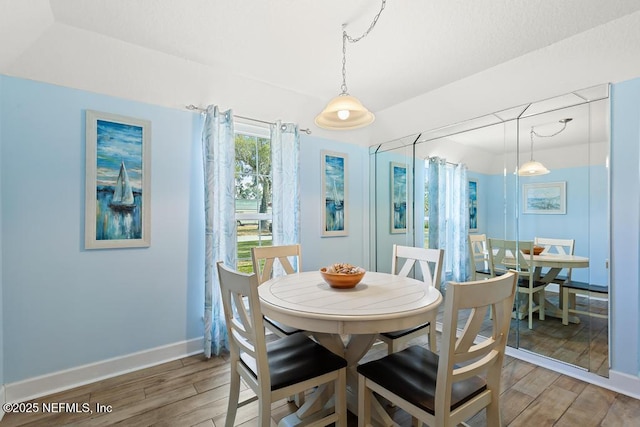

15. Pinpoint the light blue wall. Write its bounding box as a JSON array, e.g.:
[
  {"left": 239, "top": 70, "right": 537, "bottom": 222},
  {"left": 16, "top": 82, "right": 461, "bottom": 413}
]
[
  {"left": 611, "top": 78, "right": 640, "bottom": 377},
  {"left": 0, "top": 76, "right": 205, "bottom": 383},
  {"left": 299, "top": 135, "right": 369, "bottom": 271},
  {"left": 371, "top": 150, "right": 415, "bottom": 274},
  {"left": 1, "top": 73, "right": 638, "bottom": 388},
  {"left": 0, "top": 75, "right": 4, "bottom": 388},
  {"left": 0, "top": 76, "right": 366, "bottom": 386}
]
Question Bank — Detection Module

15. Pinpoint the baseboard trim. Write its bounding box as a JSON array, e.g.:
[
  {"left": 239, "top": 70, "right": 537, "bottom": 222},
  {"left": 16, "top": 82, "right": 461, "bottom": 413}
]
[
  {"left": 504, "top": 347, "right": 640, "bottom": 400},
  {"left": 607, "top": 370, "right": 640, "bottom": 400},
  {"left": 4, "top": 337, "right": 203, "bottom": 404}
]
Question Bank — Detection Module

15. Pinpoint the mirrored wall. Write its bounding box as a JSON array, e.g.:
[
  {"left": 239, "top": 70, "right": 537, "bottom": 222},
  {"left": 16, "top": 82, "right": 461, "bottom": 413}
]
[{"left": 369, "top": 84, "right": 610, "bottom": 376}]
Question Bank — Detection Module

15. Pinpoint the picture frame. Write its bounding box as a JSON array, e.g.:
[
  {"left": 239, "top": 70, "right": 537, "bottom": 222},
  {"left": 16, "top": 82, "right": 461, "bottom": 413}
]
[
  {"left": 523, "top": 181, "right": 566, "bottom": 215},
  {"left": 391, "top": 162, "right": 408, "bottom": 234},
  {"left": 321, "top": 151, "right": 348, "bottom": 237},
  {"left": 469, "top": 179, "right": 478, "bottom": 231},
  {"left": 85, "top": 110, "right": 151, "bottom": 249}
]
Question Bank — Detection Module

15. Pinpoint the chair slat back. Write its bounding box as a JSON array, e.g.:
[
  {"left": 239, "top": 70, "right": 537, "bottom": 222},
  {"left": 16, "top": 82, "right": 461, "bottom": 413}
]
[
  {"left": 468, "top": 234, "right": 489, "bottom": 279},
  {"left": 534, "top": 237, "right": 574, "bottom": 256},
  {"left": 487, "top": 239, "right": 534, "bottom": 278},
  {"left": 216, "top": 262, "right": 270, "bottom": 387},
  {"left": 392, "top": 245, "right": 444, "bottom": 290},
  {"left": 535, "top": 237, "right": 575, "bottom": 280},
  {"left": 251, "top": 244, "right": 302, "bottom": 284},
  {"left": 436, "top": 271, "right": 518, "bottom": 412}
]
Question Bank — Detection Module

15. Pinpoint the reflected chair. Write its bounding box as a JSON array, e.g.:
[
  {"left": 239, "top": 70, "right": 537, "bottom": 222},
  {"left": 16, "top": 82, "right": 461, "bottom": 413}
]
[
  {"left": 534, "top": 237, "right": 575, "bottom": 284},
  {"left": 216, "top": 262, "right": 347, "bottom": 427},
  {"left": 357, "top": 271, "right": 518, "bottom": 427},
  {"left": 469, "top": 233, "right": 491, "bottom": 280},
  {"left": 251, "top": 244, "right": 305, "bottom": 337},
  {"left": 488, "top": 238, "right": 545, "bottom": 329},
  {"left": 378, "top": 245, "right": 444, "bottom": 353},
  {"left": 535, "top": 237, "right": 576, "bottom": 319}
]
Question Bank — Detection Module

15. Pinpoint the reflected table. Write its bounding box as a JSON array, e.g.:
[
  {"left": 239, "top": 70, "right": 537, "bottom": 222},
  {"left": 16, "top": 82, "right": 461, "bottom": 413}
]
[
  {"left": 531, "top": 254, "right": 589, "bottom": 323},
  {"left": 259, "top": 270, "right": 442, "bottom": 426},
  {"left": 497, "top": 252, "right": 589, "bottom": 323}
]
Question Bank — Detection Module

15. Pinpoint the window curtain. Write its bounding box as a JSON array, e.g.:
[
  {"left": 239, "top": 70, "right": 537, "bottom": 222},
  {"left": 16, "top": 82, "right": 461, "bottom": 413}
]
[
  {"left": 427, "top": 157, "right": 469, "bottom": 285},
  {"left": 270, "top": 121, "right": 301, "bottom": 273},
  {"left": 202, "top": 105, "right": 236, "bottom": 358}
]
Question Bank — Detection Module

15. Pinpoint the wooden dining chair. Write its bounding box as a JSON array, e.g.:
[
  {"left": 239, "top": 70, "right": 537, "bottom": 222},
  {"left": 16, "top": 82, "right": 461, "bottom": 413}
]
[
  {"left": 251, "top": 244, "right": 305, "bottom": 337},
  {"left": 378, "top": 245, "right": 444, "bottom": 353},
  {"left": 216, "top": 262, "right": 347, "bottom": 427},
  {"left": 357, "top": 271, "right": 518, "bottom": 427},
  {"left": 468, "top": 233, "right": 491, "bottom": 280},
  {"left": 488, "top": 238, "right": 546, "bottom": 329},
  {"left": 534, "top": 237, "right": 575, "bottom": 284}
]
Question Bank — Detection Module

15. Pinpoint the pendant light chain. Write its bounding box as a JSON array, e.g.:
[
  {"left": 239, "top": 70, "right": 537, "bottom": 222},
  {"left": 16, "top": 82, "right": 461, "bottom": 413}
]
[
  {"left": 529, "top": 120, "right": 570, "bottom": 160},
  {"left": 531, "top": 120, "right": 569, "bottom": 139},
  {"left": 340, "top": 0, "right": 387, "bottom": 95},
  {"left": 529, "top": 129, "right": 536, "bottom": 161}
]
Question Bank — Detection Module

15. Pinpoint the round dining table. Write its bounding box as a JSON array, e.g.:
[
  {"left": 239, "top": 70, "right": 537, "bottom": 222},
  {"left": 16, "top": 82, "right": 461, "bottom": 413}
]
[
  {"left": 497, "top": 251, "right": 589, "bottom": 324},
  {"left": 530, "top": 253, "right": 589, "bottom": 323},
  {"left": 259, "top": 270, "right": 442, "bottom": 426}
]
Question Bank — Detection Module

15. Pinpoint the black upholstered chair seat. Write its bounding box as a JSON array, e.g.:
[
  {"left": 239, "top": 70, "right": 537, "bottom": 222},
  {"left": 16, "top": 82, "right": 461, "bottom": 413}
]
[
  {"left": 379, "top": 322, "right": 430, "bottom": 340},
  {"left": 242, "top": 333, "right": 347, "bottom": 391},
  {"left": 357, "top": 345, "right": 486, "bottom": 415},
  {"left": 263, "top": 316, "right": 302, "bottom": 336}
]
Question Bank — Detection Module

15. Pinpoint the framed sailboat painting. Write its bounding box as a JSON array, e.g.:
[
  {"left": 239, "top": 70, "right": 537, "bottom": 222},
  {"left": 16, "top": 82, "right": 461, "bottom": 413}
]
[
  {"left": 85, "top": 110, "right": 151, "bottom": 249},
  {"left": 391, "top": 162, "right": 407, "bottom": 233},
  {"left": 321, "top": 151, "right": 348, "bottom": 237}
]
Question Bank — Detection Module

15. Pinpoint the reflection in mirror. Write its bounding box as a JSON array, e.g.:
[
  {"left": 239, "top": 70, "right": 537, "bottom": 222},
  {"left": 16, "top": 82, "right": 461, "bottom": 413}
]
[
  {"left": 510, "top": 90, "right": 609, "bottom": 375},
  {"left": 370, "top": 140, "right": 416, "bottom": 273},
  {"left": 369, "top": 84, "right": 610, "bottom": 377}
]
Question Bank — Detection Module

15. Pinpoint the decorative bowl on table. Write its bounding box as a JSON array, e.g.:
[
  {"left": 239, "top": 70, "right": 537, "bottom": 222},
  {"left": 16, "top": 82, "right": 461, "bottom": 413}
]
[
  {"left": 522, "top": 246, "right": 544, "bottom": 255},
  {"left": 320, "top": 263, "right": 366, "bottom": 289}
]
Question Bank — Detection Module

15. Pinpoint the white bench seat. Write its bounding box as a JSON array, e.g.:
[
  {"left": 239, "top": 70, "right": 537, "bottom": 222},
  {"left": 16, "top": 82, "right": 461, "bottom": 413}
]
[{"left": 562, "top": 281, "right": 608, "bottom": 325}]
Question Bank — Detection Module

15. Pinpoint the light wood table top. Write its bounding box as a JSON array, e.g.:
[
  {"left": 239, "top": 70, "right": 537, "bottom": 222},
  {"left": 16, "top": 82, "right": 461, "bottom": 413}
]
[
  {"left": 530, "top": 254, "right": 589, "bottom": 269},
  {"left": 259, "top": 270, "right": 442, "bottom": 336}
]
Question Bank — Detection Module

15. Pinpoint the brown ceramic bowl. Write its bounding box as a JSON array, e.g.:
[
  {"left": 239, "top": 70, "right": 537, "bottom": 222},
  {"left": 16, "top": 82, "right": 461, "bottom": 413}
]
[
  {"left": 522, "top": 246, "right": 544, "bottom": 255},
  {"left": 319, "top": 268, "right": 365, "bottom": 289}
]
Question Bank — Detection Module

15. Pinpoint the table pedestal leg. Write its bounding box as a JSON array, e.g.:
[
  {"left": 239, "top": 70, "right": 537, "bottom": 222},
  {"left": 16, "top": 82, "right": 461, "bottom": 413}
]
[{"left": 533, "top": 267, "right": 580, "bottom": 324}]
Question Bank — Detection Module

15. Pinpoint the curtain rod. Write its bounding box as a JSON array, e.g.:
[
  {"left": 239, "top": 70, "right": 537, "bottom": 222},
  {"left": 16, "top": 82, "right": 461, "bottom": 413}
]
[
  {"left": 426, "top": 156, "right": 462, "bottom": 166},
  {"left": 185, "top": 105, "right": 311, "bottom": 134}
]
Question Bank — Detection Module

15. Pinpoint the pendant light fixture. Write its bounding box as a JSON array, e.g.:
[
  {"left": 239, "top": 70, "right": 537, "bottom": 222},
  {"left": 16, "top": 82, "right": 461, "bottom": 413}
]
[
  {"left": 519, "top": 118, "right": 572, "bottom": 176},
  {"left": 315, "top": 0, "right": 386, "bottom": 130}
]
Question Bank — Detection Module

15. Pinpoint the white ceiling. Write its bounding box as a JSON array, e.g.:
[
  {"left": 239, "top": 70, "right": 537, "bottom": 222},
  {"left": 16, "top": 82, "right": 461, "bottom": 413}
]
[
  {"left": 1, "top": 0, "right": 640, "bottom": 146},
  {"left": 44, "top": 0, "right": 640, "bottom": 111}
]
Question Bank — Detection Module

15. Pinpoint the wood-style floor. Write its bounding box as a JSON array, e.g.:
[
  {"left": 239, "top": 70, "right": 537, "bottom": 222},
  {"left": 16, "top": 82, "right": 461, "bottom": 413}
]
[{"left": 1, "top": 337, "right": 638, "bottom": 426}]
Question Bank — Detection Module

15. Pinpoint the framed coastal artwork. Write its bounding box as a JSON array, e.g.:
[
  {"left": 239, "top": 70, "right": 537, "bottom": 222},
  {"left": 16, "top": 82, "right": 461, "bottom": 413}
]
[
  {"left": 522, "top": 181, "right": 566, "bottom": 215},
  {"left": 85, "top": 110, "right": 151, "bottom": 249},
  {"left": 391, "top": 162, "right": 408, "bottom": 233},
  {"left": 321, "top": 151, "right": 348, "bottom": 236},
  {"left": 469, "top": 179, "right": 478, "bottom": 231}
]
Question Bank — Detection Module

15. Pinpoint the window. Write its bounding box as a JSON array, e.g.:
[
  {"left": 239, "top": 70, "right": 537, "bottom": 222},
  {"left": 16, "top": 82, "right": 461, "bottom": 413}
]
[{"left": 235, "top": 123, "right": 272, "bottom": 273}]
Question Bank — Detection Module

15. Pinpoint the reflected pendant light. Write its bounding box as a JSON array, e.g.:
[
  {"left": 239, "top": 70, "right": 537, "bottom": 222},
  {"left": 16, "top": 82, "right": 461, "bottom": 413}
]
[
  {"left": 315, "top": 0, "right": 386, "bottom": 130},
  {"left": 518, "top": 118, "right": 572, "bottom": 176}
]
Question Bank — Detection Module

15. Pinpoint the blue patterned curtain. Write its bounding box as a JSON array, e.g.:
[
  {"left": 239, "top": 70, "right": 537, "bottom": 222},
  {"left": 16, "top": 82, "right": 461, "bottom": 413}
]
[
  {"left": 270, "top": 122, "right": 301, "bottom": 273},
  {"left": 202, "top": 105, "right": 236, "bottom": 357},
  {"left": 427, "top": 157, "right": 469, "bottom": 285}
]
